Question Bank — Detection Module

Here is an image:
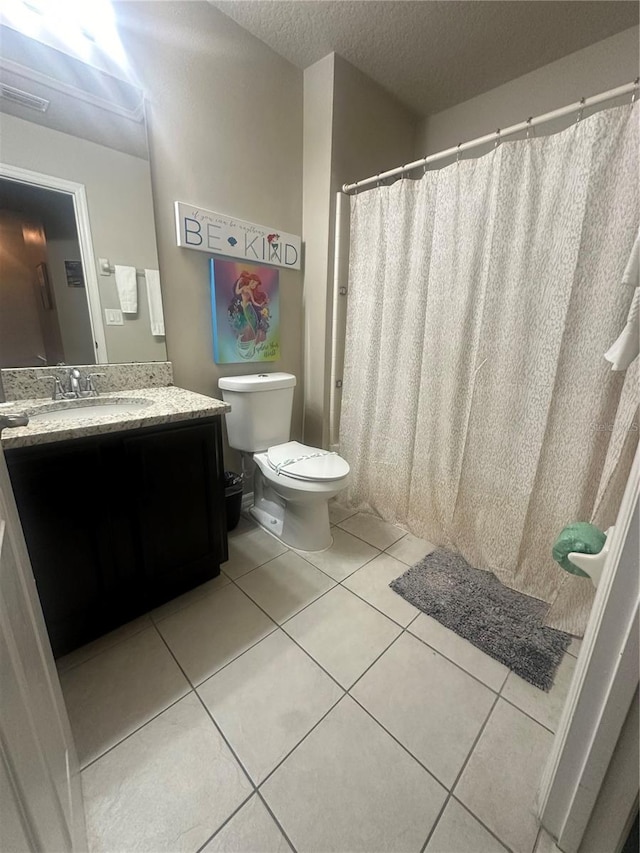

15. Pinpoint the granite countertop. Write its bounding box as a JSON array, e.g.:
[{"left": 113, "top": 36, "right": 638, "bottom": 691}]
[{"left": 0, "top": 386, "right": 230, "bottom": 449}]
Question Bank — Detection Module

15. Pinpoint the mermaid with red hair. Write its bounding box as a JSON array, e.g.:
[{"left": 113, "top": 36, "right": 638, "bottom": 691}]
[{"left": 228, "top": 270, "right": 270, "bottom": 355}]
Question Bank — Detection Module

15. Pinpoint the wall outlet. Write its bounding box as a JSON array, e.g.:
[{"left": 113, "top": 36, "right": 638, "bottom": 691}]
[{"left": 105, "top": 308, "right": 123, "bottom": 325}]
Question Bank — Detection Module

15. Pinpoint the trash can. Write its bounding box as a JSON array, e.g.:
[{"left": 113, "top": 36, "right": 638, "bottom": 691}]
[{"left": 224, "top": 472, "right": 244, "bottom": 531}]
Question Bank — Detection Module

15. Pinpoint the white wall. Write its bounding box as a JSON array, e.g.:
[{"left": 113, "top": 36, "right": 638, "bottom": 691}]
[
  {"left": 117, "top": 1, "right": 304, "bottom": 461},
  {"left": 416, "top": 26, "right": 640, "bottom": 156},
  {"left": 302, "top": 55, "right": 336, "bottom": 447},
  {"left": 302, "top": 53, "right": 417, "bottom": 447},
  {"left": 45, "top": 237, "right": 95, "bottom": 365},
  {"left": 0, "top": 113, "right": 166, "bottom": 364}
]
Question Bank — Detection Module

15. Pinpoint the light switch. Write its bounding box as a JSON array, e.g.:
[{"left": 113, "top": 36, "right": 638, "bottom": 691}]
[{"left": 105, "top": 308, "right": 123, "bottom": 325}]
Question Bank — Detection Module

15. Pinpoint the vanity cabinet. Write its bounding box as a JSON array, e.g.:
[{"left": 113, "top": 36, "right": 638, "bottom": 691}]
[{"left": 6, "top": 417, "right": 228, "bottom": 657}]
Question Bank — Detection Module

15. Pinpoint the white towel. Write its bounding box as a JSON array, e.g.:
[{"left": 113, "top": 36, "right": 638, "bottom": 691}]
[
  {"left": 114, "top": 265, "right": 137, "bottom": 313},
  {"left": 145, "top": 269, "right": 165, "bottom": 336},
  {"left": 605, "top": 289, "right": 639, "bottom": 371}
]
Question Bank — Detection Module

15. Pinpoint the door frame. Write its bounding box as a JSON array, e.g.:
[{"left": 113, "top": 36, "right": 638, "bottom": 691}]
[
  {"left": 0, "top": 436, "right": 87, "bottom": 850},
  {"left": 0, "top": 161, "right": 108, "bottom": 363},
  {"left": 539, "top": 445, "right": 639, "bottom": 852}
]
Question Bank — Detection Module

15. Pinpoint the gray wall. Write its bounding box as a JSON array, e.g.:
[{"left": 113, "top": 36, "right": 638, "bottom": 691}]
[
  {"left": 416, "top": 26, "right": 640, "bottom": 157},
  {"left": 118, "top": 1, "right": 304, "bottom": 466},
  {"left": 302, "top": 55, "right": 336, "bottom": 448},
  {"left": 302, "top": 53, "right": 417, "bottom": 447},
  {"left": 45, "top": 237, "right": 95, "bottom": 365},
  {"left": 0, "top": 114, "right": 166, "bottom": 363}
]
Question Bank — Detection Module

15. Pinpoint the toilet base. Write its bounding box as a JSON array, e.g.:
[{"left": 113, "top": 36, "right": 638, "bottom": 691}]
[{"left": 251, "top": 484, "right": 334, "bottom": 552}]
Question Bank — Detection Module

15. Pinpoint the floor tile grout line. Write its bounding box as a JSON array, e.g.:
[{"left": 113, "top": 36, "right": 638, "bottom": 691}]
[
  {"left": 255, "top": 693, "right": 346, "bottom": 790},
  {"left": 155, "top": 574, "right": 556, "bottom": 836},
  {"left": 191, "top": 688, "right": 300, "bottom": 853},
  {"left": 345, "top": 621, "right": 410, "bottom": 694},
  {"left": 79, "top": 687, "right": 193, "bottom": 773},
  {"left": 346, "top": 690, "right": 448, "bottom": 793},
  {"left": 450, "top": 794, "right": 514, "bottom": 852},
  {"left": 75, "top": 531, "right": 533, "bottom": 853},
  {"left": 293, "top": 537, "right": 384, "bottom": 583},
  {"left": 214, "top": 568, "right": 449, "bottom": 798},
  {"left": 151, "top": 619, "right": 260, "bottom": 796},
  {"left": 335, "top": 519, "right": 408, "bottom": 552},
  {"left": 172, "top": 569, "right": 346, "bottom": 698},
  {"left": 532, "top": 826, "right": 544, "bottom": 853},
  {"left": 148, "top": 573, "right": 232, "bottom": 625},
  {"left": 255, "top": 791, "right": 298, "bottom": 853},
  {"left": 56, "top": 618, "right": 154, "bottom": 675},
  {"left": 337, "top": 576, "right": 422, "bottom": 630},
  {"left": 244, "top": 574, "right": 339, "bottom": 630},
  {"left": 192, "top": 621, "right": 281, "bottom": 689},
  {"left": 193, "top": 792, "right": 254, "bottom": 853},
  {"left": 225, "top": 580, "right": 349, "bottom": 694},
  {"left": 76, "top": 516, "right": 549, "bottom": 851},
  {"left": 224, "top": 568, "right": 508, "bottom": 804},
  {"left": 451, "top": 690, "right": 501, "bottom": 794},
  {"left": 328, "top": 506, "right": 359, "bottom": 526},
  {"left": 420, "top": 690, "right": 502, "bottom": 853},
  {"left": 228, "top": 547, "right": 298, "bottom": 584},
  {"left": 497, "top": 696, "right": 556, "bottom": 736},
  {"left": 344, "top": 608, "right": 496, "bottom": 790},
  {"left": 405, "top": 623, "right": 506, "bottom": 696},
  {"left": 233, "top": 551, "right": 342, "bottom": 615}
]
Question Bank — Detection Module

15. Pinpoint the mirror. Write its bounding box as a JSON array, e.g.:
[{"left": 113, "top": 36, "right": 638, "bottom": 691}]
[{"left": 0, "top": 23, "right": 167, "bottom": 367}]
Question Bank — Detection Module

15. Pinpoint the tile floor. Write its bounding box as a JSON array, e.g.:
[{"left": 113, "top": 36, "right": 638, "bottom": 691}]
[{"left": 58, "top": 506, "right": 578, "bottom": 853}]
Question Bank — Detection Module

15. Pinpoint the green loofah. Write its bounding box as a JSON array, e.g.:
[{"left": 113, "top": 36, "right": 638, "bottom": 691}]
[{"left": 552, "top": 522, "right": 607, "bottom": 577}]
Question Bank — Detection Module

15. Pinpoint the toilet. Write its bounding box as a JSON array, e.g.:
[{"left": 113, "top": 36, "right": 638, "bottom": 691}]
[{"left": 218, "top": 372, "right": 350, "bottom": 551}]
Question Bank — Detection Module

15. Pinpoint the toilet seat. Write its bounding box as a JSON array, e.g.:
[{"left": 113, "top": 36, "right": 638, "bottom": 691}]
[{"left": 266, "top": 441, "right": 350, "bottom": 482}]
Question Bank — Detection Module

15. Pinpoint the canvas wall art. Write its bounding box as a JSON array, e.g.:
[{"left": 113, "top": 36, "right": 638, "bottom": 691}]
[{"left": 210, "top": 259, "right": 280, "bottom": 363}]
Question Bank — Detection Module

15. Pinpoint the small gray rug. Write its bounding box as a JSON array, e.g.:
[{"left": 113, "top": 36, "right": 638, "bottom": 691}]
[{"left": 390, "top": 549, "right": 572, "bottom": 691}]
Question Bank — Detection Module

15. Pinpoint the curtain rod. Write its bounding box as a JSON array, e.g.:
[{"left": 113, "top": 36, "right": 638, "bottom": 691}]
[{"left": 342, "top": 79, "right": 639, "bottom": 195}]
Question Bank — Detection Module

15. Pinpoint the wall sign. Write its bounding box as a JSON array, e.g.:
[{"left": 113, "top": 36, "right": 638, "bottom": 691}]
[
  {"left": 64, "top": 259, "right": 85, "bottom": 287},
  {"left": 211, "top": 259, "right": 279, "bottom": 363},
  {"left": 175, "top": 202, "right": 301, "bottom": 270}
]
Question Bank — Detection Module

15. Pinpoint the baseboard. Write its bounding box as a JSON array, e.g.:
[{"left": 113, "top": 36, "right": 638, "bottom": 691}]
[{"left": 241, "top": 491, "right": 254, "bottom": 512}]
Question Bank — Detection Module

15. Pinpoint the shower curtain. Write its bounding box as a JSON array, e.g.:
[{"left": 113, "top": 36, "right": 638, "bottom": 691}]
[{"left": 339, "top": 104, "right": 639, "bottom": 636}]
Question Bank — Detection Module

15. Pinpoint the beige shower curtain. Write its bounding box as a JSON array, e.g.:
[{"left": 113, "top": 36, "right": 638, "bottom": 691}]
[{"left": 339, "top": 104, "right": 639, "bottom": 636}]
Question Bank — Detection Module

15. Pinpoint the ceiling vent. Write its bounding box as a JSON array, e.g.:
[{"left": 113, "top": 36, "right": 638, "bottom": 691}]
[{"left": 0, "top": 83, "right": 50, "bottom": 112}]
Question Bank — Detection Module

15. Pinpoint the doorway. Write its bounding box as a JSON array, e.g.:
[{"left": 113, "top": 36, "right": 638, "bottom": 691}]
[{"left": 0, "top": 178, "right": 96, "bottom": 368}]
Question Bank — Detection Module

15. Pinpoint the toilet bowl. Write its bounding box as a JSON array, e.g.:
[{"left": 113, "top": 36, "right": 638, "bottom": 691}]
[
  {"left": 218, "top": 373, "right": 350, "bottom": 551},
  {"left": 251, "top": 441, "right": 350, "bottom": 551}
]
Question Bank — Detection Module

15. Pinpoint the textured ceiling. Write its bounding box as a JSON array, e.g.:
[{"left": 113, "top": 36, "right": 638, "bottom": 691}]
[{"left": 209, "top": 1, "right": 639, "bottom": 116}]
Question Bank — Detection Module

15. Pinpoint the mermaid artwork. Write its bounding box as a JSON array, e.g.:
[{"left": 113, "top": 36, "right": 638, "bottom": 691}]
[{"left": 227, "top": 270, "right": 271, "bottom": 359}]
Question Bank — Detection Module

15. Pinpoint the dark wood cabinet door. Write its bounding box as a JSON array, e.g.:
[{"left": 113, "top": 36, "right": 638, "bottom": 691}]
[
  {"left": 123, "top": 420, "right": 227, "bottom": 606},
  {"left": 6, "top": 442, "right": 123, "bottom": 655},
  {"left": 6, "top": 417, "right": 228, "bottom": 655}
]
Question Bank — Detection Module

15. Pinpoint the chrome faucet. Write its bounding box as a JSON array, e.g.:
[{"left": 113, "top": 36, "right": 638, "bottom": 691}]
[
  {"left": 40, "top": 368, "right": 105, "bottom": 400},
  {"left": 68, "top": 367, "right": 82, "bottom": 396}
]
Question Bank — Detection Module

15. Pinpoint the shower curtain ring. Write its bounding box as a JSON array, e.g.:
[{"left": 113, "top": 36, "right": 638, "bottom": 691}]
[
  {"left": 526, "top": 117, "right": 533, "bottom": 139},
  {"left": 632, "top": 77, "right": 639, "bottom": 106},
  {"left": 494, "top": 129, "right": 501, "bottom": 149},
  {"left": 376, "top": 174, "right": 381, "bottom": 188},
  {"left": 423, "top": 157, "right": 428, "bottom": 175},
  {"left": 456, "top": 143, "right": 461, "bottom": 164},
  {"left": 576, "top": 97, "right": 586, "bottom": 124}
]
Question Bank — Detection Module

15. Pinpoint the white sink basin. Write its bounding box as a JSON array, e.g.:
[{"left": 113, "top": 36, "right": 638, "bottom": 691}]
[{"left": 28, "top": 400, "right": 151, "bottom": 424}]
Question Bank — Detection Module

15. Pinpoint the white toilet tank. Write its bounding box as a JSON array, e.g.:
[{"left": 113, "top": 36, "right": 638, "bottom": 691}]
[{"left": 218, "top": 372, "right": 296, "bottom": 452}]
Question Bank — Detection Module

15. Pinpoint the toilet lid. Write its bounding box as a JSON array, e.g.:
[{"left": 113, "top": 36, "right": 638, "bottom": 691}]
[{"left": 267, "top": 441, "right": 350, "bottom": 482}]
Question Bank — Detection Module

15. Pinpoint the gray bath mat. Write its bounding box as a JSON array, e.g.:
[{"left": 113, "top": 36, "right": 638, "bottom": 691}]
[{"left": 390, "top": 549, "right": 572, "bottom": 691}]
